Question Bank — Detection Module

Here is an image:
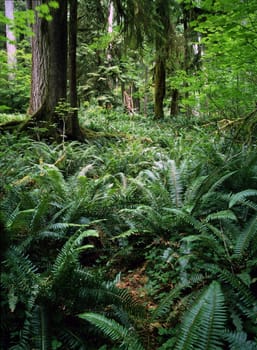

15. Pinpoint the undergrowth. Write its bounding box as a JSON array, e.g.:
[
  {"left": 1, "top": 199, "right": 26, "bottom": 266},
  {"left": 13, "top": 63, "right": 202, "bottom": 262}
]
[{"left": 0, "top": 110, "right": 256, "bottom": 349}]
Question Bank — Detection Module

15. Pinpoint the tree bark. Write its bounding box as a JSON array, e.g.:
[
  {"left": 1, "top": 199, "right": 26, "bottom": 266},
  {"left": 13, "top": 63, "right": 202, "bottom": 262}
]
[
  {"left": 5, "top": 0, "right": 17, "bottom": 79},
  {"left": 67, "top": 0, "right": 84, "bottom": 140},
  {"left": 154, "top": 56, "right": 166, "bottom": 119},
  {"left": 170, "top": 88, "right": 179, "bottom": 116},
  {"left": 28, "top": 0, "right": 68, "bottom": 138}
]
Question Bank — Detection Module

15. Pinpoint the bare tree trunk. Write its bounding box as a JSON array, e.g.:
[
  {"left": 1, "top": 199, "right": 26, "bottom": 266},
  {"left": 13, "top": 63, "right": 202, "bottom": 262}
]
[
  {"left": 143, "top": 65, "right": 149, "bottom": 116},
  {"left": 154, "top": 56, "right": 166, "bottom": 119},
  {"left": 67, "top": 0, "right": 84, "bottom": 140},
  {"left": 170, "top": 88, "right": 179, "bottom": 116},
  {"left": 28, "top": 0, "right": 68, "bottom": 138},
  {"left": 5, "top": 0, "right": 16, "bottom": 79},
  {"left": 132, "top": 83, "right": 140, "bottom": 112}
]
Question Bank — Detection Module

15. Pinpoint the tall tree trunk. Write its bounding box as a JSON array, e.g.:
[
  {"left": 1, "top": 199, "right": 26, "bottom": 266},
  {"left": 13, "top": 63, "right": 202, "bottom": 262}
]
[
  {"left": 28, "top": 0, "right": 68, "bottom": 138},
  {"left": 154, "top": 0, "right": 171, "bottom": 120},
  {"left": 5, "top": 0, "right": 16, "bottom": 79},
  {"left": 154, "top": 56, "right": 166, "bottom": 119},
  {"left": 67, "top": 0, "right": 83, "bottom": 140}
]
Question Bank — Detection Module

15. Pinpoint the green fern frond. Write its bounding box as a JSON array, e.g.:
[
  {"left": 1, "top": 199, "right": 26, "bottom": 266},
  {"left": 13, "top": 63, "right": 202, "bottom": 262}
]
[
  {"left": 229, "top": 190, "right": 257, "bottom": 209},
  {"left": 208, "top": 171, "right": 237, "bottom": 193},
  {"left": 190, "top": 170, "right": 237, "bottom": 214},
  {"left": 29, "top": 196, "right": 50, "bottom": 233},
  {"left": 206, "top": 209, "right": 237, "bottom": 222},
  {"left": 184, "top": 175, "right": 208, "bottom": 207},
  {"left": 209, "top": 266, "right": 256, "bottom": 316},
  {"left": 223, "top": 331, "right": 257, "bottom": 350},
  {"left": 234, "top": 214, "right": 257, "bottom": 257},
  {"left": 36, "top": 163, "right": 68, "bottom": 199},
  {"left": 58, "top": 328, "right": 86, "bottom": 349},
  {"left": 51, "top": 229, "right": 98, "bottom": 279},
  {"left": 165, "top": 208, "right": 207, "bottom": 234},
  {"left": 5, "top": 204, "right": 21, "bottom": 228},
  {"left": 78, "top": 312, "right": 145, "bottom": 350},
  {"left": 206, "top": 223, "right": 233, "bottom": 250},
  {"left": 3, "top": 247, "right": 39, "bottom": 299},
  {"left": 31, "top": 305, "right": 50, "bottom": 350},
  {"left": 167, "top": 159, "right": 183, "bottom": 208},
  {"left": 175, "top": 281, "right": 227, "bottom": 350},
  {"left": 150, "top": 283, "right": 185, "bottom": 321}
]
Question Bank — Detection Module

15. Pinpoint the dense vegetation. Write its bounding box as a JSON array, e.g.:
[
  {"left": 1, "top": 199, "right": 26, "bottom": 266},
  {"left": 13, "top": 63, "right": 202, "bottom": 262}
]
[
  {"left": 1, "top": 112, "right": 257, "bottom": 349},
  {"left": 0, "top": 0, "right": 257, "bottom": 349}
]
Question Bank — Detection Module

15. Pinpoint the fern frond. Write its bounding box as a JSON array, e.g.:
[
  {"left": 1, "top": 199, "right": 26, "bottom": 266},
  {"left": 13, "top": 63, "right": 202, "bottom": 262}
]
[
  {"left": 190, "top": 170, "right": 237, "bottom": 214},
  {"left": 5, "top": 204, "right": 21, "bottom": 228},
  {"left": 234, "top": 214, "right": 257, "bottom": 257},
  {"left": 165, "top": 208, "right": 207, "bottom": 234},
  {"left": 223, "top": 331, "right": 257, "bottom": 350},
  {"left": 31, "top": 305, "right": 50, "bottom": 350},
  {"left": 208, "top": 266, "right": 256, "bottom": 316},
  {"left": 184, "top": 175, "right": 208, "bottom": 207},
  {"left": 206, "top": 210, "right": 237, "bottom": 222},
  {"left": 167, "top": 159, "right": 183, "bottom": 208},
  {"left": 229, "top": 190, "right": 257, "bottom": 209},
  {"left": 206, "top": 223, "right": 233, "bottom": 251},
  {"left": 3, "top": 247, "right": 39, "bottom": 299},
  {"left": 51, "top": 229, "right": 98, "bottom": 279},
  {"left": 78, "top": 312, "right": 145, "bottom": 350},
  {"left": 58, "top": 328, "right": 86, "bottom": 349},
  {"left": 175, "top": 281, "right": 226, "bottom": 350},
  {"left": 150, "top": 283, "right": 185, "bottom": 321}
]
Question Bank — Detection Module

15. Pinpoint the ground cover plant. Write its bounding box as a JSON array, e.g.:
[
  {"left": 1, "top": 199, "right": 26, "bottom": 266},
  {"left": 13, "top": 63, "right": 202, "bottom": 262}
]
[{"left": 1, "top": 110, "right": 256, "bottom": 349}]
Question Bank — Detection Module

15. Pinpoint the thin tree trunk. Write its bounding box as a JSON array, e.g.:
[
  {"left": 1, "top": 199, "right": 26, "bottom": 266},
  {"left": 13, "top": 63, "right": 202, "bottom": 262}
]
[
  {"left": 5, "top": 0, "right": 16, "bottom": 79},
  {"left": 68, "top": 0, "right": 83, "bottom": 140},
  {"left": 143, "top": 65, "right": 148, "bottom": 116}
]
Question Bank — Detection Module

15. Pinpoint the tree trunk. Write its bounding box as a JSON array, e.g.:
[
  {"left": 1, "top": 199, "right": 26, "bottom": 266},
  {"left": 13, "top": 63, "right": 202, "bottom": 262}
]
[
  {"left": 154, "top": 56, "right": 166, "bottom": 119},
  {"left": 143, "top": 65, "right": 149, "bottom": 116},
  {"left": 170, "top": 88, "right": 179, "bottom": 116},
  {"left": 67, "top": 0, "right": 84, "bottom": 141},
  {"left": 28, "top": 0, "right": 68, "bottom": 139},
  {"left": 130, "top": 83, "right": 140, "bottom": 113},
  {"left": 154, "top": 0, "right": 170, "bottom": 120},
  {"left": 5, "top": 0, "right": 16, "bottom": 79}
]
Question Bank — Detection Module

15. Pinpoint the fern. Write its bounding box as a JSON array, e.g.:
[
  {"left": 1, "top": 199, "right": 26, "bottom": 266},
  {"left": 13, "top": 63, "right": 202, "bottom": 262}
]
[
  {"left": 223, "top": 331, "right": 257, "bottom": 350},
  {"left": 208, "top": 266, "right": 256, "bottom": 317},
  {"left": 165, "top": 208, "right": 207, "bottom": 234},
  {"left": 51, "top": 229, "right": 98, "bottom": 279},
  {"left": 206, "top": 209, "right": 238, "bottom": 222},
  {"left": 190, "top": 170, "right": 237, "bottom": 214},
  {"left": 31, "top": 305, "right": 50, "bottom": 350},
  {"left": 234, "top": 214, "right": 257, "bottom": 257},
  {"left": 78, "top": 312, "right": 145, "bottom": 350},
  {"left": 174, "top": 281, "right": 227, "bottom": 350},
  {"left": 229, "top": 189, "right": 257, "bottom": 209},
  {"left": 150, "top": 283, "right": 185, "bottom": 321}
]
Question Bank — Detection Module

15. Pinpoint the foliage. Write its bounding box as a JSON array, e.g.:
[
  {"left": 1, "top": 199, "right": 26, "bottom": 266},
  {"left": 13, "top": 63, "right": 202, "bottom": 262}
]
[{"left": 0, "top": 46, "right": 31, "bottom": 113}]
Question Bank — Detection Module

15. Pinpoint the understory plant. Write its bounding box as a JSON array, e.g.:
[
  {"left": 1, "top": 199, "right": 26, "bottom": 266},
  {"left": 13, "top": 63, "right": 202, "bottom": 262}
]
[{"left": 0, "top": 118, "right": 256, "bottom": 349}]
